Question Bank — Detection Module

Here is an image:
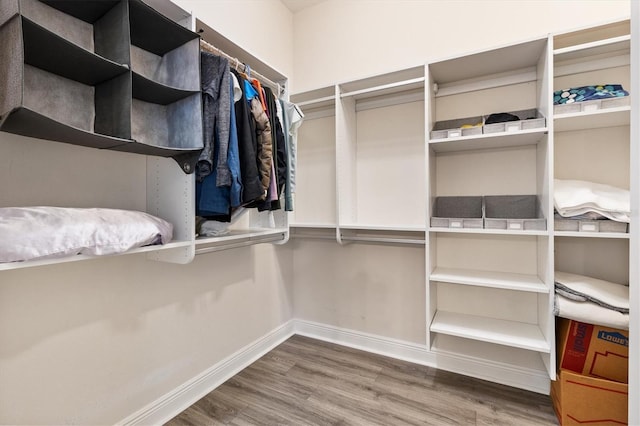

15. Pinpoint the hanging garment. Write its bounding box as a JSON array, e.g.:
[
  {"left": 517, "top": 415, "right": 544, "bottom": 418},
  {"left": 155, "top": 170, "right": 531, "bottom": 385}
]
[
  {"left": 232, "top": 70, "right": 263, "bottom": 204},
  {"left": 264, "top": 87, "right": 287, "bottom": 211},
  {"left": 281, "top": 100, "right": 304, "bottom": 211},
  {"left": 249, "top": 96, "right": 273, "bottom": 195},
  {"left": 252, "top": 78, "right": 268, "bottom": 113},
  {"left": 199, "top": 52, "right": 231, "bottom": 185},
  {"left": 196, "top": 78, "right": 244, "bottom": 219}
]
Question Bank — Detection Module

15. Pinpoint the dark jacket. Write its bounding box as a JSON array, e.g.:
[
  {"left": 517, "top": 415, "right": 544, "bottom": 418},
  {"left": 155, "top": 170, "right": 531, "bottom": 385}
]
[{"left": 232, "top": 70, "right": 263, "bottom": 204}]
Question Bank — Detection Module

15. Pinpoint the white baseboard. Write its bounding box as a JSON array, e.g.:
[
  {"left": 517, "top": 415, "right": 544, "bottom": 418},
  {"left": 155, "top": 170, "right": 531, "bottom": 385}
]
[
  {"left": 119, "top": 318, "right": 550, "bottom": 425},
  {"left": 293, "top": 319, "right": 550, "bottom": 395},
  {"left": 117, "top": 320, "right": 295, "bottom": 426}
]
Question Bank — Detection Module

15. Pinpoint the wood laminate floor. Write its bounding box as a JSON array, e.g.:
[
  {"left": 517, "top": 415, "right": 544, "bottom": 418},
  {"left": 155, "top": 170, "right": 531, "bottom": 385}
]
[{"left": 166, "top": 335, "right": 558, "bottom": 425}]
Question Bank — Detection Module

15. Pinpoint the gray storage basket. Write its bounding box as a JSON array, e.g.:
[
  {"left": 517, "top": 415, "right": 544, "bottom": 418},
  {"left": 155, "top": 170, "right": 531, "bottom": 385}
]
[
  {"left": 483, "top": 109, "right": 545, "bottom": 134},
  {"left": 431, "top": 196, "right": 483, "bottom": 229},
  {"left": 554, "top": 218, "right": 628, "bottom": 233},
  {"left": 554, "top": 96, "right": 630, "bottom": 115},
  {"left": 430, "top": 116, "right": 483, "bottom": 140},
  {"left": 484, "top": 195, "right": 546, "bottom": 231}
]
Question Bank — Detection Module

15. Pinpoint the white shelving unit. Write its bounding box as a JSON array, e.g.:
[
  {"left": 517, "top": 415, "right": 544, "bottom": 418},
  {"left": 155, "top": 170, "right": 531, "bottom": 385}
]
[
  {"left": 290, "top": 85, "right": 337, "bottom": 232},
  {"left": 336, "top": 66, "right": 426, "bottom": 245},
  {"left": 426, "top": 35, "right": 555, "bottom": 380},
  {"left": 552, "top": 19, "right": 631, "bottom": 271},
  {"left": 290, "top": 18, "right": 637, "bottom": 413},
  {"left": 431, "top": 311, "right": 550, "bottom": 353}
]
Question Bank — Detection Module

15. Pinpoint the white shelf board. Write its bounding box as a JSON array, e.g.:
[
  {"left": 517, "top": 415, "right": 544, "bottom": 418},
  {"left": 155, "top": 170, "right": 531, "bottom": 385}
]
[
  {"left": 430, "top": 311, "right": 550, "bottom": 353},
  {"left": 430, "top": 267, "right": 548, "bottom": 293},
  {"left": 429, "top": 227, "right": 548, "bottom": 237},
  {"left": 290, "top": 222, "right": 337, "bottom": 229},
  {"left": 553, "top": 35, "right": 630, "bottom": 62},
  {"left": 340, "top": 77, "right": 425, "bottom": 101},
  {"left": 554, "top": 106, "right": 630, "bottom": 132},
  {"left": 0, "top": 240, "right": 193, "bottom": 271},
  {"left": 297, "top": 95, "right": 336, "bottom": 110},
  {"left": 429, "top": 38, "right": 547, "bottom": 85},
  {"left": 340, "top": 223, "right": 426, "bottom": 232},
  {"left": 429, "top": 128, "right": 547, "bottom": 153},
  {"left": 554, "top": 231, "right": 630, "bottom": 240}
]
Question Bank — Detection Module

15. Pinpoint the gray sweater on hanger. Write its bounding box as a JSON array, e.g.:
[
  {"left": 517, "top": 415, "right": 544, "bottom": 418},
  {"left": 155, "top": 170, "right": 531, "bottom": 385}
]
[{"left": 198, "top": 51, "right": 231, "bottom": 186}]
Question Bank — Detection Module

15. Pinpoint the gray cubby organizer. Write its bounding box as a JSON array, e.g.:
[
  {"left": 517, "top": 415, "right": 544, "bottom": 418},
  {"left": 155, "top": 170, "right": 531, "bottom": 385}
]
[
  {"left": 431, "top": 195, "right": 546, "bottom": 230},
  {"left": 483, "top": 108, "right": 545, "bottom": 134},
  {"left": 430, "top": 116, "right": 483, "bottom": 140},
  {"left": 484, "top": 195, "right": 546, "bottom": 231},
  {"left": 0, "top": 0, "right": 202, "bottom": 174},
  {"left": 554, "top": 217, "right": 628, "bottom": 233},
  {"left": 553, "top": 96, "right": 630, "bottom": 114},
  {"left": 431, "top": 196, "right": 484, "bottom": 229}
]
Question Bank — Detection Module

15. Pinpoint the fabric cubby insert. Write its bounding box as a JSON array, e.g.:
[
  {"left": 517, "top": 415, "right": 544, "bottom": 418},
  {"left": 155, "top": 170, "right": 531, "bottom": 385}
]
[
  {"left": 484, "top": 195, "right": 546, "bottom": 231},
  {"left": 431, "top": 196, "right": 484, "bottom": 229},
  {"left": 0, "top": 0, "right": 203, "bottom": 171}
]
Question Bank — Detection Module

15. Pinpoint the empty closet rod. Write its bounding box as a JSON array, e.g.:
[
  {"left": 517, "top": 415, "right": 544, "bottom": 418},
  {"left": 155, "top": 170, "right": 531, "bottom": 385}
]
[
  {"left": 199, "top": 38, "right": 282, "bottom": 94},
  {"left": 194, "top": 234, "right": 285, "bottom": 255}
]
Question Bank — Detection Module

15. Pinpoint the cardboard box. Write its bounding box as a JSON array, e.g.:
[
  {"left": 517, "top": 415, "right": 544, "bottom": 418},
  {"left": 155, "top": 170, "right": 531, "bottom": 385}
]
[
  {"left": 551, "top": 369, "right": 628, "bottom": 426},
  {"left": 557, "top": 318, "right": 629, "bottom": 383}
]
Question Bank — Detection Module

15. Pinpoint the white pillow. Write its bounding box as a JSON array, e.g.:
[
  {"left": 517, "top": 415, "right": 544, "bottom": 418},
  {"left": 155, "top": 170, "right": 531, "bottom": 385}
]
[{"left": 0, "top": 207, "right": 173, "bottom": 263}]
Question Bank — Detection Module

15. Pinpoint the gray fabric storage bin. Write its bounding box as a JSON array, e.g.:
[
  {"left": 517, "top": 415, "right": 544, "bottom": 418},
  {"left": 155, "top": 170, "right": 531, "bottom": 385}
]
[
  {"left": 430, "top": 116, "right": 483, "bottom": 140},
  {"left": 0, "top": 0, "right": 203, "bottom": 173},
  {"left": 484, "top": 195, "right": 546, "bottom": 231},
  {"left": 431, "top": 196, "right": 483, "bottom": 229},
  {"left": 554, "top": 218, "right": 628, "bottom": 233},
  {"left": 483, "top": 109, "right": 545, "bottom": 134},
  {"left": 554, "top": 96, "right": 630, "bottom": 115}
]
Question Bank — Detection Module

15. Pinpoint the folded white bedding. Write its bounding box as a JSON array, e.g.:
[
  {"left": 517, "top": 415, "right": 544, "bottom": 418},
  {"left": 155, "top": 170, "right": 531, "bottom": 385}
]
[
  {"left": 0, "top": 207, "right": 173, "bottom": 263},
  {"left": 554, "top": 294, "right": 629, "bottom": 330},
  {"left": 554, "top": 179, "right": 630, "bottom": 223},
  {"left": 555, "top": 271, "right": 629, "bottom": 313}
]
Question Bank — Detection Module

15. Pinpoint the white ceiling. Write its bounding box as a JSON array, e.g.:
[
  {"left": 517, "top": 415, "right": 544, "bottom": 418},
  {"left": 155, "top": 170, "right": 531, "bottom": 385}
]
[{"left": 280, "top": 0, "right": 326, "bottom": 13}]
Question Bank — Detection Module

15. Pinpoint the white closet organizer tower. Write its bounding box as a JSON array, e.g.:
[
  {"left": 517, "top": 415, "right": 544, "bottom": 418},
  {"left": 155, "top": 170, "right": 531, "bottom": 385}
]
[
  {"left": 291, "top": 67, "right": 427, "bottom": 245},
  {"left": 426, "top": 37, "right": 555, "bottom": 387},
  {"left": 336, "top": 67, "right": 426, "bottom": 245},
  {"left": 291, "top": 20, "right": 637, "bottom": 416},
  {"left": 288, "top": 86, "right": 338, "bottom": 242},
  {"left": 0, "top": 0, "right": 291, "bottom": 271}
]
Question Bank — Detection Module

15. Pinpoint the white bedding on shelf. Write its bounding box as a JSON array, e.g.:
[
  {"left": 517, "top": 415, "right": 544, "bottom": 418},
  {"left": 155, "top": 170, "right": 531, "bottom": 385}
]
[
  {"left": 554, "top": 179, "right": 630, "bottom": 222},
  {"left": 0, "top": 206, "right": 173, "bottom": 263}
]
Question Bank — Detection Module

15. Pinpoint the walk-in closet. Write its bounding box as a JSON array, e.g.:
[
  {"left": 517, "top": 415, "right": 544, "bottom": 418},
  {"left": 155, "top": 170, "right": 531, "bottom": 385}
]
[{"left": 0, "top": 0, "right": 636, "bottom": 425}]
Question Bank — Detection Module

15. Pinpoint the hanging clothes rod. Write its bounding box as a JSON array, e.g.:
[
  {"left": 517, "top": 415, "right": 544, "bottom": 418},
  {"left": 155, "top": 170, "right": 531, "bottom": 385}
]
[{"left": 198, "top": 38, "right": 283, "bottom": 95}]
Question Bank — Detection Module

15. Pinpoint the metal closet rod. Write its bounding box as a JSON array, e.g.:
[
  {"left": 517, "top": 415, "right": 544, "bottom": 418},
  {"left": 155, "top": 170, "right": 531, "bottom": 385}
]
[{"left": 198, "top": 38, "right": 283, "bottom": 94}]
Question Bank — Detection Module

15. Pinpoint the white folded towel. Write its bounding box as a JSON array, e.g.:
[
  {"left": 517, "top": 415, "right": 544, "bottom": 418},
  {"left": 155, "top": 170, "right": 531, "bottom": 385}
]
[
  {"left": 554, "top": 179, "right": 630, "bottom": 223},
  {"left": 555, "top": 271, "right": 629, "bottom": 313},
  {"left": 554, "top": 295, "right": 629, "bottom": 330}
]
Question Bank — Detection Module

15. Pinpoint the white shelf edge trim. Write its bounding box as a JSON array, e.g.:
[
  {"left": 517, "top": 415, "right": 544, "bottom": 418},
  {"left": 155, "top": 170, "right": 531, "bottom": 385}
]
[
  {"left": 554, "top": 231, "right": 630, "bottom": 239},
  {"left": 430, "top": 267, "right": 548, "bottom": 293},
  {"left": 429, "top": 127, "right": 548, "bottom": 145},
  {"left": 430, "top": 311, "right": 551, "bottom": 353},
  {"left": 0, "top": 240, "right": 192, "bottom": 271},
  {"left": 340, "top": 77, "right": 425, "bottom": 99},
  {"left": 429, "top": 227, "right": 548, "bottom": 236},
  {"left": 553, "top": 105, "right": 631, "bottom": 121},
  {"left": 296, "top": 95, "right": 336, "bottom": 107},
  {"left": 553, "top": 34, "right": 631, "bottom": 56}
]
